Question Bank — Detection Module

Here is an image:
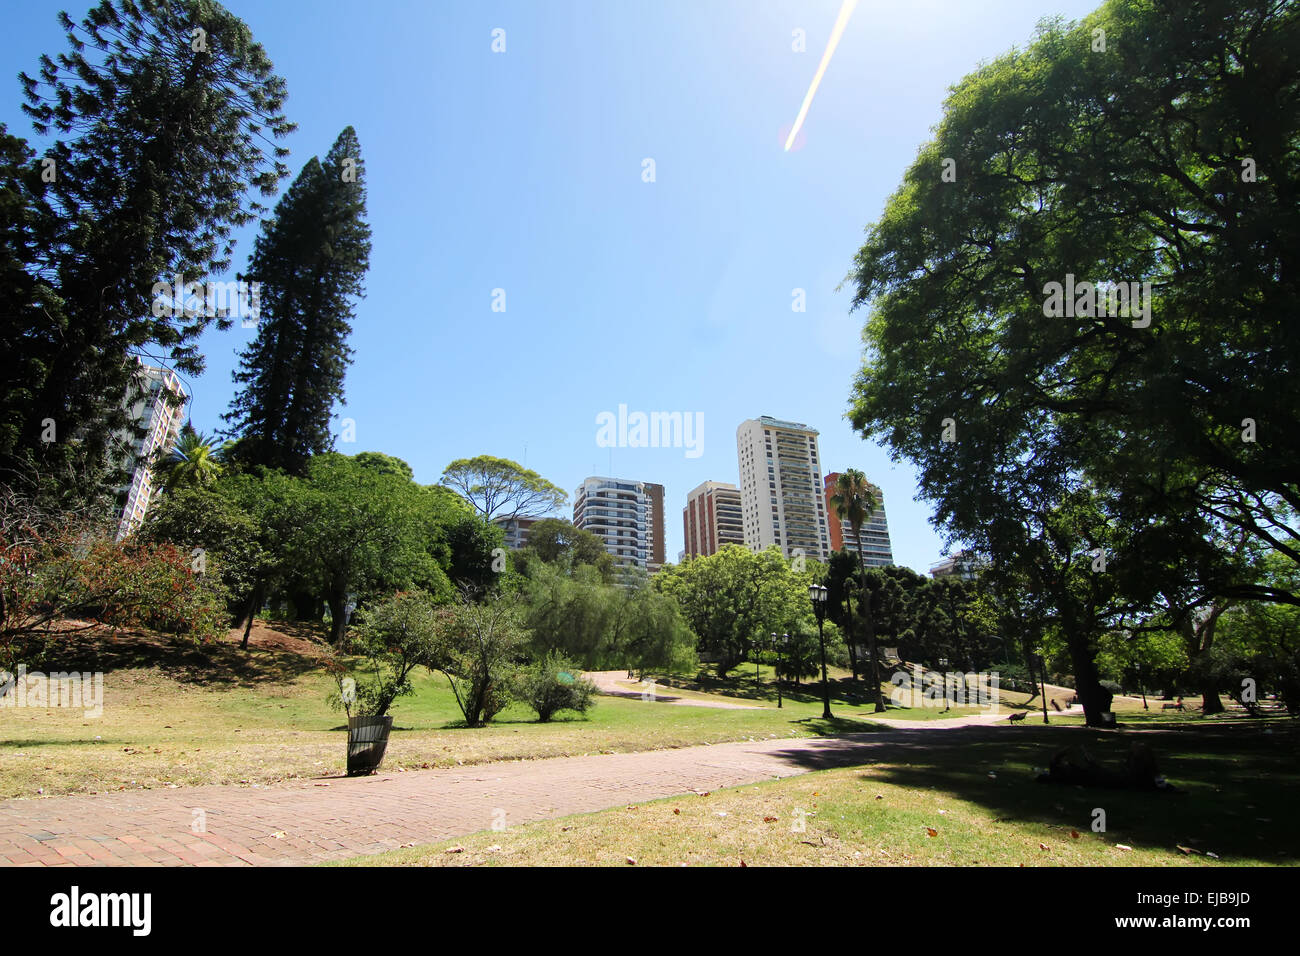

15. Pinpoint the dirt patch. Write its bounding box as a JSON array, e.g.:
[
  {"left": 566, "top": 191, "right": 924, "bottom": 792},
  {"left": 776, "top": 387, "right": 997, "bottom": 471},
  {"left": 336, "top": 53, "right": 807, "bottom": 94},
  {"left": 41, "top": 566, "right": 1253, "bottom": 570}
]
[{"left": 21, "top": 619, "right": 329, "bottom": 685}]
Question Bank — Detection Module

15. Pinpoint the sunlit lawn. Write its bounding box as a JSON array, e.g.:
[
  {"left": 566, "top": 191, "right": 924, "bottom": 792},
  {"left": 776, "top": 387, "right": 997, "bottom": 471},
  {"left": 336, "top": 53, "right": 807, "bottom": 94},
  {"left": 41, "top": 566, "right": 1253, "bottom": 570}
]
[
  {"left": 1, "top": 627, "right": 903, "bottom": 799},
  {"left": 335, "top": 720, "right": 1300, "bottom": 867}
]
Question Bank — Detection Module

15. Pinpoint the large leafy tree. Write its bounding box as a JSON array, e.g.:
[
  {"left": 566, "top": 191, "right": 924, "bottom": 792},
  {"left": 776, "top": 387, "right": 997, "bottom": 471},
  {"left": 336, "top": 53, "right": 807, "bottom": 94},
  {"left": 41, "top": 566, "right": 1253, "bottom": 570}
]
[
  {"left": 845, "top": 0, "right": 1299, "bottom": 724},
  {"left": 1, "top": 0, "right": 292, "bottom": 504},
  {"left": 440, "top": 456, "right": 567, "bottom": 523},
  {"left": 655, "top": 545, "right": 812, "bottom": 678},
  {"left": 224, "top": 127, "right": 370, "bottom": 473},
  {"left": 283, "top": 454, "right": 449, "bottom": 645}
]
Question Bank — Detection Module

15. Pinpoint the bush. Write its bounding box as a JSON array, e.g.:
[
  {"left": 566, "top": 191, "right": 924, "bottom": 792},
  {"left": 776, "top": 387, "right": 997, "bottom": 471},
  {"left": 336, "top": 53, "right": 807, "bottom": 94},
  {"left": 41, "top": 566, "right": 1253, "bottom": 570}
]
[
  {"left": 1, "top": 492, "right": 228, "bottom": 670},
  {"left": 433, "top": 593, "right": 528, "bottom": 727},
  {"left": 327, "top": 590, "right": 442, "bottom": 719},
  {"left": 514, "top": 652, "right": 597, "bottom": 722}
]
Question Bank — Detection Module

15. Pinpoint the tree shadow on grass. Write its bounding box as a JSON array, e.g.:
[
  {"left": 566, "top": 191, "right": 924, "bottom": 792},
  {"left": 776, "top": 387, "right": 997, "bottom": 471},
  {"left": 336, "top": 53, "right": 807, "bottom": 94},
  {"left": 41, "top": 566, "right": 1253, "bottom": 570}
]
[
  {"left": 29, "top": 623, "right": 327, "bottom": 687},
  {"left": 754, "top": 721, "right": 1300, "bottom": 862}
]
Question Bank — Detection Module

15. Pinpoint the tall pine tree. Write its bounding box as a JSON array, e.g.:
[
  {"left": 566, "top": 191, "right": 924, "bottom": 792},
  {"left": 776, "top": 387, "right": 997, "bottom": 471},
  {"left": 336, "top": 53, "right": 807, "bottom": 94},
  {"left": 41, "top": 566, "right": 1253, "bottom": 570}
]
[
  {"left": 1, "top": 1, "right": 292, "bottom": 509},
  {"left": 224, "top": 127, "right": 370, "bottom": 473}
]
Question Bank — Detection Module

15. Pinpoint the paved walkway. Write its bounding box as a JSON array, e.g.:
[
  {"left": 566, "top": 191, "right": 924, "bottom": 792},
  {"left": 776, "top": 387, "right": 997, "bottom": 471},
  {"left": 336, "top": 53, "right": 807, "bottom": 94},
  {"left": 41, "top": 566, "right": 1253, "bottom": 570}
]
[
  {"left": 584, "top": 671, "right": 762, "bottom": 709},
  {"left": 0, "top": 726, "right": 1004, "bottom": 867}
]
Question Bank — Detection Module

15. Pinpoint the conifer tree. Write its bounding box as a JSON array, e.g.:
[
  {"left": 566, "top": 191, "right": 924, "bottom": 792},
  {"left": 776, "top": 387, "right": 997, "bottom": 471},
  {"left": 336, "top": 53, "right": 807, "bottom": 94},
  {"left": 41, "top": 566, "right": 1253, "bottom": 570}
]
[
  {"left": 0, "top": 0, "right": 292, "bottom": 507},
  {"left": 224, "top": 127, "right": 370, "bottom": 473}
]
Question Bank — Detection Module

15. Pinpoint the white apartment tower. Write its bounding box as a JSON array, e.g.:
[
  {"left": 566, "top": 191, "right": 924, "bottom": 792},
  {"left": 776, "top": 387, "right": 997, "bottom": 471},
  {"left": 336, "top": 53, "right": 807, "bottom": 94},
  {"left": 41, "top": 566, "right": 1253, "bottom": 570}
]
[
  {"left": 736, "top": 416, "right": 831, "bottom": 562},
  {"left": 572, "top": 477, "right": 666, "bottom": 572},
  {"left": 114, "top": 361, "right": 187, "bottom": 539}
]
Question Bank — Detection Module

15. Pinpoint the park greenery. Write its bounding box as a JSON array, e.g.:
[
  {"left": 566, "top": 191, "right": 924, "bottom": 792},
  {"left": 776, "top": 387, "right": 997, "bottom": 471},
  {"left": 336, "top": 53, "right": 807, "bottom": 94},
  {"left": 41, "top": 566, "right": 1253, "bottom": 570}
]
[
  {"left": 844, "top": 0, "right": 1300, "bottom": 724},
  {"left": 0, "top": 0, "right": 1296, "bottom": 768}
]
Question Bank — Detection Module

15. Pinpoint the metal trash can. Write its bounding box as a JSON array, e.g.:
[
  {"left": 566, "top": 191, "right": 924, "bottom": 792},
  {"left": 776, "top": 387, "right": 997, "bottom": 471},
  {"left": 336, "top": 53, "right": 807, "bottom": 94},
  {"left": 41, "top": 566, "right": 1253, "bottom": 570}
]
[{"left": 347, "top": 715, "right": 393, "bottom": 776}]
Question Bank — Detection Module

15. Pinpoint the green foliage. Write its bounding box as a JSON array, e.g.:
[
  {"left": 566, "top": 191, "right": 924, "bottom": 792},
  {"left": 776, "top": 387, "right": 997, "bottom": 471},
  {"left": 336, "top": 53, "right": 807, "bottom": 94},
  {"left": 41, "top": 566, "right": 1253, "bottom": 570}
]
[
  {"left": 138, "top": 483, "right": 268, "bottom": 620},
  {"left": 516, "top": 517, "right": 614, "bottom": 582},
  {"left": 328, "top": 590, "right": 442, "bottom": 718},
  {"left": 2, "top": 0, "right": 292, "bottom": 505},
  {"left": 1210, "top": 599, "right": 1300, "bottom": 715},
  {"left": 655, "top": 545, "right": 812, "bottom": 677},
  {"left": 2, "top": 492, "right": 227, "bottom": 670},
  {"left": 844, "top": 0, "right": 1300, "bottom": 724},
  {"left": 519, "top": 561, "right": 695, "bottom": 674},
  {"left": 431, "top": 595, "right": 528, "bottom": 727},
  {"left": 512, "top": 652, "right": 597, "bottom": 722},
  {"left": 443, "top": 513, "right": 507, "bottom": 592},
  {"left": 152, "top": 425, "right": 224, "bottom": 492},
  {"left": 440, "top": 455, "right": 567, "bottom": 523},
  {"left": 224, "top": 127, "right": 370, "bottom": 473},
  {"left": 353, "top": 452, "right": 415, "bottom": 481}
]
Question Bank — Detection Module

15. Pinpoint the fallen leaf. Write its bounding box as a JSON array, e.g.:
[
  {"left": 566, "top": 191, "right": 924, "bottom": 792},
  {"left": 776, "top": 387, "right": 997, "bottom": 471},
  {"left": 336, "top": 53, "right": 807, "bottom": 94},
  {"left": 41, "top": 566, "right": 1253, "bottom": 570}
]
[
  {"left": 763, "top": 816, "right": 777, "bottom": 823},
  {"left": 1176, "top": 845, "right": 1201, "bottom": 855},
  {"left": 1039, "top": 842, "right": 1050, "bottom": 851},
  {"left": 1070, "top": 830, "right": 1080, "bottom": 839},
  {"left": 926, "top": 827, "right": 938, "bottom": 838},
  {"left": 445, "top": 846, "right": 464, "bottom": 854},
  {"left": 875, "top": 795, "right": 883, "bottom": 800},
  {"left": 673, "top": 809, "right": 680, "bottom": 815},
  {"left": 739, "top": 859, "right": 747, "bottom": 867},
  {"left": 626, "top": 857, "right": 636, "bottom": 865}
]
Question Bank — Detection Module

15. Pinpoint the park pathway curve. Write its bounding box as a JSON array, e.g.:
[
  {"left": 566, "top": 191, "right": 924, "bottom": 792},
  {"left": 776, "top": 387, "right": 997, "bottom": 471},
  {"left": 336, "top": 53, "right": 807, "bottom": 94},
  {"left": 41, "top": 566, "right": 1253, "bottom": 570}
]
[{"left": 0, "top": 725, "right": 1005, "bottom": 867}]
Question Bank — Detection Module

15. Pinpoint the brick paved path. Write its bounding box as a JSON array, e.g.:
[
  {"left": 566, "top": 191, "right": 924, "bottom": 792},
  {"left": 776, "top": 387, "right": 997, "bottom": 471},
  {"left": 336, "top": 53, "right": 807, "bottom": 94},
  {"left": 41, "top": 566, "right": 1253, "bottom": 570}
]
[{"left": 0, "top": 726, "right": 1001, "bottom": 866}]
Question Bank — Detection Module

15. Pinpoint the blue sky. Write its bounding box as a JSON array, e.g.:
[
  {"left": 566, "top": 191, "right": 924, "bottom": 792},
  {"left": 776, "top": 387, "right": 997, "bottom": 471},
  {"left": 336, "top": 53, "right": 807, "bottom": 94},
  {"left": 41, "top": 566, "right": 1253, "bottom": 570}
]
[{"left": 3, "top": 0, "right": 1104, "bottom": 572}]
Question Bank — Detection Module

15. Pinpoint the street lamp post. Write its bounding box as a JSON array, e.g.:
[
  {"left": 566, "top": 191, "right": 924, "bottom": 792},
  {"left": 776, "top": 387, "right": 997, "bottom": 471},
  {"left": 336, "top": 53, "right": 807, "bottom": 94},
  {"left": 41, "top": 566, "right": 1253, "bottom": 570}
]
[
  {"left": 1037, "top": 653, "right": 1050, "bottom": 724},
  {"left": 810, "top": 584, "right": 831, "bottom": 720},
  {"left": 772, "top": 632, "right": 789, "bottom": 709}
]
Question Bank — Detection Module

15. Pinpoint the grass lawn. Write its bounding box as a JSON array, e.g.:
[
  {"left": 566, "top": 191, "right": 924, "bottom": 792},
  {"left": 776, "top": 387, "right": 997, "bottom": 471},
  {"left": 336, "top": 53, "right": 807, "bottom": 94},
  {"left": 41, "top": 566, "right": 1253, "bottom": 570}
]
[
  {"left": 332, "top": 720, "right": 1300, "bottom": 867},
  {"left": 1, "top": 623, "right": 919, "bottom": 799}
]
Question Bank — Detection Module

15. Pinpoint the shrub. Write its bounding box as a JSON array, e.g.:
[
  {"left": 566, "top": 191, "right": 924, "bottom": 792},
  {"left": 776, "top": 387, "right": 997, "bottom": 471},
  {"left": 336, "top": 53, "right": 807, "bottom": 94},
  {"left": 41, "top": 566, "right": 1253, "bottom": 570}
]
[
  {"left": 1, "top": 491, "right": 227, "bottom": 670},
  {"left": 432, "top": 593, "right": 528, "bottom": 727},
  {"left": 514, "top": 652, "right": 597, "bottom": 722},
  {"left": 327, "top": 589, "right": 442, "bottom": 719}
]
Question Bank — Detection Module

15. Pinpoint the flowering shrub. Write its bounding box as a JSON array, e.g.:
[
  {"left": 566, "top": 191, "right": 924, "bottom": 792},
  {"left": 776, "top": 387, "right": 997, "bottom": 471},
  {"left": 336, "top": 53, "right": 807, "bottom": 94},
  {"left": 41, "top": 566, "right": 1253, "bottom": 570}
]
[{"left": 1, "top": 492, "right": 227, "bottom": 669}]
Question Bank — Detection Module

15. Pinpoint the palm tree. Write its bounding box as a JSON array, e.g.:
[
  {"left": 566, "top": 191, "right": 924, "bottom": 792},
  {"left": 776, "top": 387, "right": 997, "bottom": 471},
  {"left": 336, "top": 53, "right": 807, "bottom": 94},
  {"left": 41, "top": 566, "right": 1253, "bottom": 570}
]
[
  {"left": 830, "top": 469, "right": 885, "bottom": 712},
  {"left": 153, "top": 425, "right": 223, "bottom": 491}
]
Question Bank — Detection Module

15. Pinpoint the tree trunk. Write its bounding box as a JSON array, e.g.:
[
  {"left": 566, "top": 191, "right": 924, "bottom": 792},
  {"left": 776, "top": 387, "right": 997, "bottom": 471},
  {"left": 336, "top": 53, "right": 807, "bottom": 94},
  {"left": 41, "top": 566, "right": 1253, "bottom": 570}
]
[
  {"left": 1063, "top": 625, "right": 1112, "bottom": 727},
  {"left": 239, "top": 581, "right": 266, "bottom": 651},
  {"left": 328, "top": 592, "right": 349, "bottom": 648},
  {"left": 291, "top": 588, "right": 323, "bottom": 622},
  {"left": 845, "top": 597, "right": 860, "bottom": 681}
]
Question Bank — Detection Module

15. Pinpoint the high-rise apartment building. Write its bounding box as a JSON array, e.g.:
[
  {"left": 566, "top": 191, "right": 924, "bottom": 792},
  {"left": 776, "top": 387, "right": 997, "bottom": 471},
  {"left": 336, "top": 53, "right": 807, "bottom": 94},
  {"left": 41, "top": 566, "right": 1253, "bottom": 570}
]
[
  {"left": 492, "top": 515, "right": 538, "bottom": 550},
  {"left": 930, "top": 550, "right": 980, "bottom": 580},
  {"left": 573, "top": 477, "right": 665, "bottom": 572},
  {"left": 114, "top": 362, "right": 187, "bottom": 539},
  {"left": 682, "top": 481, "right": 744, "bottom": 558},
  {"left": 736, "top": 417, "right": 830, "bottom": 561},
  {"left": 823, "top": 472, "right": 894, "bottom": 567}
]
